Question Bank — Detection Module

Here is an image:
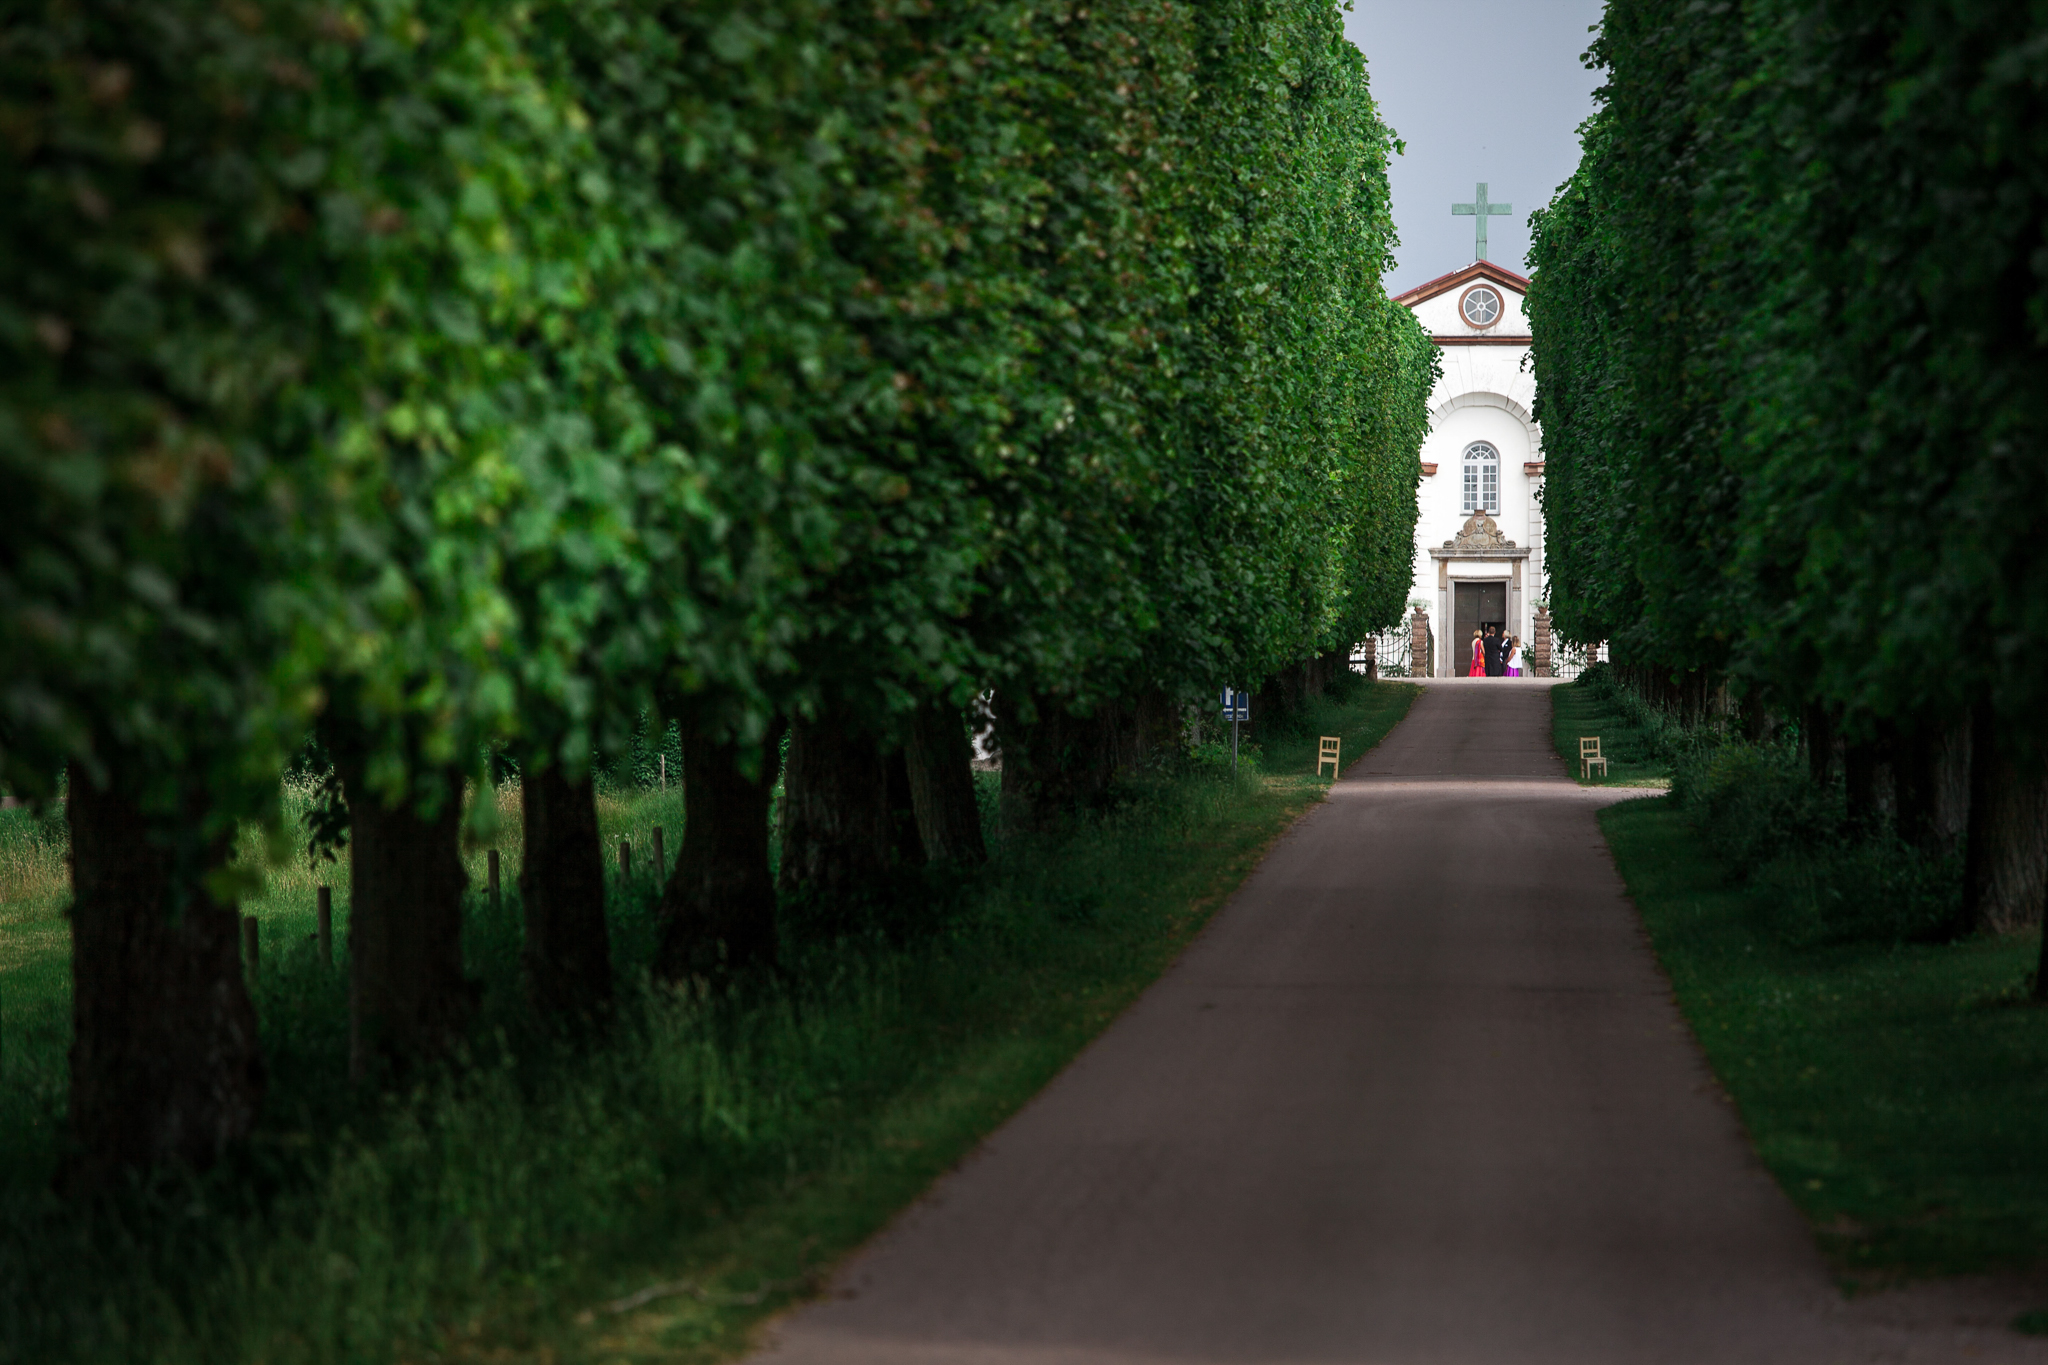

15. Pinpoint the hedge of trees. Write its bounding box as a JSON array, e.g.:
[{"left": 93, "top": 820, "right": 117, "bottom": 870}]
[
  {"left": 1528, "top": 2, "right": 2048, "bottom": 949},
  {"left": 2, "top": 0, "right": 1433, "bottom": 1185}
]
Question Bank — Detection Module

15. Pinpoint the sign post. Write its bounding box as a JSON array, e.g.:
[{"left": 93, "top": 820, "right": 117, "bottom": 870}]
[{"left": 1219, "top": 688, "right": 1250, "bottom": 774}]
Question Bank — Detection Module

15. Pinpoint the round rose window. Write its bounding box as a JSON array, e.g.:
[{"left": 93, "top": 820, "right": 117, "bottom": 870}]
[{"left": 1459, "top": 284, "right": 1503, "bottom": 328}]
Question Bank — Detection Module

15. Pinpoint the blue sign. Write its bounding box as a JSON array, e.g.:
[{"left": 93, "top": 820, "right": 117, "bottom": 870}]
[{"left": 1219, "top": 688, "right": 1249, "bottom": 722}]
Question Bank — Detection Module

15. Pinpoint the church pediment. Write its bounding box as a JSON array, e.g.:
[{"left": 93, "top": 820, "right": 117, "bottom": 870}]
[
  {"left": 1398, "top": 260, "right": 1533, "bottom": 345},
  {"left": 1391, "top": 259, "right": 1530, "bottom": 310}
]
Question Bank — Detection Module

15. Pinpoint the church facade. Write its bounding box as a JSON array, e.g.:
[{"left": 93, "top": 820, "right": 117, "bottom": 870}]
[{"left": 1390, "top": 259, "right": 1548, "bottom": 677}]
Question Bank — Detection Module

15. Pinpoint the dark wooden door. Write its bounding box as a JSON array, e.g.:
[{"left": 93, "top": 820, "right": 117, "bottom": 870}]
[{"left": 1452, "top": 581, "right": 1508, "bottom": 674}]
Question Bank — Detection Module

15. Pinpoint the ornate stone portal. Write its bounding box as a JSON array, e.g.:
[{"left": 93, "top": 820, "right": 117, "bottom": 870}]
[
  {"left": 1443, "top": 508, "right": 1514, "bottom": 552},
  {"left": 1428, "top": 508, "right": 1532, "bottom": 676}
]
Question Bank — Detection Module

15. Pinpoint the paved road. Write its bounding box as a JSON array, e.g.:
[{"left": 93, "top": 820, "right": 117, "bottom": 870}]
[{"left": 757, "top": 680, "right": 2048, "bottom": 1364}]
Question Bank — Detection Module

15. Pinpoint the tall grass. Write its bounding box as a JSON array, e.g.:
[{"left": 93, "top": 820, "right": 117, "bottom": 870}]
[
  {"left": 0, "top": 806, "right": 66, "bottom": 915},
  {"left": 0, "top": 802, "right": 73, "bottom": 1187},
  {"left": 0, "top": 683, "right": 1417, "bottom": 1365}
]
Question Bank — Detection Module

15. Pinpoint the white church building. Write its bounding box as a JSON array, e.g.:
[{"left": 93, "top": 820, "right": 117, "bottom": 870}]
[{"left": 1390, "top": 257, "right": 1550, "bottom": 677}]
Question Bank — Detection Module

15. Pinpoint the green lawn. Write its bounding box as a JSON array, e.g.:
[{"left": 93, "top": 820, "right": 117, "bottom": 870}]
[
  {"left": 1550, "top": 674, "right": 1674, "bottom": 787},
  {"left": 1550, "top": 678, "right": 2048, "bottom": 1292},
  {"left": 0, "top": 681, "right": 1418, "bottom": 1365},
  {"left": 1260, "top": 681, "right": 1419, "bottom": 782},
  {"left": 1551, "top": 681, "right": 2048, "bottom": 1288},
  {"left": 1599, "top": 795, "right": 2048, "bottom": 1288}
]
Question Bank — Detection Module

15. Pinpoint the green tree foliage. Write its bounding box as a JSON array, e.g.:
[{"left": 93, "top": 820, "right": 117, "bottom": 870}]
[
  {"left": 2, "top": 0, "right": 1433, "bottom": 1174},
  {"left": 2, "top": 0, "right": 348, "bottom": 822},
  {"left": 1524, "top": 3, "right": 1753, "bottom": 672},
  {"left": 1532, "top": 1, "right": 2048, "bottom": 963},
  {"left": 1159, "top": 2, "right": 1435, "bottom": 692},
  {"left": 5, "top": 0, "right": 1429, "bottom": 794},
  {"left": 1528, "top": 0, "right": 2048, "bottom": 735}
]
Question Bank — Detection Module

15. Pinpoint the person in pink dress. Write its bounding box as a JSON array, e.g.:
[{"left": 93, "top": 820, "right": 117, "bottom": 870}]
[{"left": 1468, "top": 629, "right": 1485, "bottom": 677}]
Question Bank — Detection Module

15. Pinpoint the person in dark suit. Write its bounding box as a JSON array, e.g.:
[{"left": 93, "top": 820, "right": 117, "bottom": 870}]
[{"left": 1483, "top": 624, "right": 1507, "bottom": 677}]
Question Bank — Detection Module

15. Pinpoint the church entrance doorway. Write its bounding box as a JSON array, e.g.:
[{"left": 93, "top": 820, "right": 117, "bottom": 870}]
[{"left": 1453, "top": 580, "right": 1507, "bottom": 674}]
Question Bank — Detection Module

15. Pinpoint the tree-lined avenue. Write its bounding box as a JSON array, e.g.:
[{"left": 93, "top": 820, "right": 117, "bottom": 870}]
[{"left": 756, "top": 683, "right": 2048, "bottom": 1364}]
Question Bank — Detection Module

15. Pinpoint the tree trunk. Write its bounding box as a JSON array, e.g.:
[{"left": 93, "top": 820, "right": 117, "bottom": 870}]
[
  {"left": 1959, "top": 702, "right": 2048, "bottom": 936},
  {"left": 2037, "top": 908, "right": 2048, "bottom": 1001},
  {"left": 1893, "top": 715, "right": 1970, "bottom": 859},
  {"left": 64, "top": 767, "right": 263, "bottom": 1192},
  {"left": 995, "top": 692, "right": 1119, "bottom": 832},
  {"left": 905, "top": 701, "right": 987, "bottom": 865},
  {"left": 1317, "top": 648, "right": 1352, "bottom": 694},
  {"left": 1932, "top": 719, "right": 1973, "bottom": 853},
  {"left": 1301, "top": 656, "right": 1327, "bottom": 699},
  {"left": 778, "top": 702, "right": 895, "bottom": 918},
  {"left": 655, "top": 711, "right": 783, "bottom": 982},
  {"left": 1739, "top": 688, "right": 1771, "bottom": 743},
  {"left": 1843, "top": 736, "right": 1883, "bottom": 833},
  {"left": 519, "top": 766, "right": 612, "bottom": 1021},
  {"left": 1804, "top": 703, "right": 1837, "bottom": 786},
  {"left": 883, "top": 748, "right": 926, "bottom": 867},
  {"left": 343, "top": 764, "right": 476, "bottom": 1083},
  {"left": 1685, "top": 671, "right": 1716, "bottom": 728},
  {"left": 1253, "top": 664, "right": 1310, "bottom": 734},
  {"left": 1112, "top": 688, "right": 1178, "bottom": 775}
]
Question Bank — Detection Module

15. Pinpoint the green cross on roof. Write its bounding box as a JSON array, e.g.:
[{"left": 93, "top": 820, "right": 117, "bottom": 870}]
[{"left": 1451, "top": 182, "right": 1513, "bottom": 262}]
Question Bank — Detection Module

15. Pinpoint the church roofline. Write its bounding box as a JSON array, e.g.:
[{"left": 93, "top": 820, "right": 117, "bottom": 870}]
[{"left": 1392, "top": 259, "right": 1532, "bottom": 308}]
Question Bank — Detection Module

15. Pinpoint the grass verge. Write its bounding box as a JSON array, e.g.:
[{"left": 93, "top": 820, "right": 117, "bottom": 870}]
[
  {"left": 1551, "top": 671, "right": 1675, "bottom": 787},
  {"left": 1600, "top": 795, "right": 2048, "bottom": 1286},
  {"left": 1260, "top": 682, "right": 1419, "bottom": 782},
  {"left": 0, "top": 681, "right": 1417, "bottom": 1365}
]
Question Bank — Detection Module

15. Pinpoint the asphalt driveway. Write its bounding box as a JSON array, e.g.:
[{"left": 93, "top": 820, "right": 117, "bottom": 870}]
[{"left": 756, "top": 680, "right": 2047, "bottom": 1364}]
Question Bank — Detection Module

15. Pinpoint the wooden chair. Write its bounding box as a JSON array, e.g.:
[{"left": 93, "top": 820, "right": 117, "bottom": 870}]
[
  {"left": 1317, "top": 735, "right": 1342, "bottom": 779},
  {"left": 1579, "top": 736, "right": 1608, "bottom": 780}
]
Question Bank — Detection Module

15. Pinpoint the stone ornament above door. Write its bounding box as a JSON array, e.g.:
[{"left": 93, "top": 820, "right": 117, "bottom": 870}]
[{"left": 1443, "top": 507, "right": 1516, "bottom": 552}]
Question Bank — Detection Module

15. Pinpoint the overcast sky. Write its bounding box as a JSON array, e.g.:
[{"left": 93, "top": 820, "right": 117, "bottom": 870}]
[{"left": 1342, "top": 1, "right": 1607, "bottom": 294}]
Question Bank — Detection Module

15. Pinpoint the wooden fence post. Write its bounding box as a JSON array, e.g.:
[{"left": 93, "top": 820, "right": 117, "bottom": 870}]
[
  {"left": 652, "top": 826, "right": 665, "bottom": 881},
  {"left": 242, "top": 915, "right": 259, "bottom": 984},
  {"left": 487, "top": 848, "right": 500, "bottom": 912},
  {"left": 317, "top": 885, "right": 332, "bottom": 967},
  {"left": 619, "top": 838, "right": 632, "bottom": 880}
]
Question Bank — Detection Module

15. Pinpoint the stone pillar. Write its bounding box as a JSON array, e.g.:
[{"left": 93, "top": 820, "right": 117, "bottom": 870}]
[
  {"left": 1510, "top": 559, "right": 1524, "bottom": 652},
  {"left": 1533, "top": 606, "right": 1553, "bottom": 678},
  {"left": 1360, "top": 637, "right": 1377, "bottom": 680},
  {"left": 1410, "top": 605, "right": 1431, "bottom": 679},
  {"left": 1436, "top": 559, "right": 1452, "bottom": 677}
]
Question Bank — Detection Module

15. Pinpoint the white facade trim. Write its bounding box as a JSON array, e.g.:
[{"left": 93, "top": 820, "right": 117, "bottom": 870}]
[{"left": 1430, "top": 390, "right": 1537, "bottom": 441}]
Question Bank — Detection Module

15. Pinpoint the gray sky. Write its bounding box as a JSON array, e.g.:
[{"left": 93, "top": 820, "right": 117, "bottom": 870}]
[{"left": 1342, "top": 1, "right": 1607, "bottom": 293}]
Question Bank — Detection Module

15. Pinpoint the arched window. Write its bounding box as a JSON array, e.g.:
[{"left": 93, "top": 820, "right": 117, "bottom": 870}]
[{"left": 1462, "top": 441, "right": 1500, "bottom": 514}]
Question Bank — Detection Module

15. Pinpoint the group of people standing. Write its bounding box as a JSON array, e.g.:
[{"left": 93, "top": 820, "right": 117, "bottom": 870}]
[{"left": 1467, "top": 624, "right": 1524, "bottom": 678}]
